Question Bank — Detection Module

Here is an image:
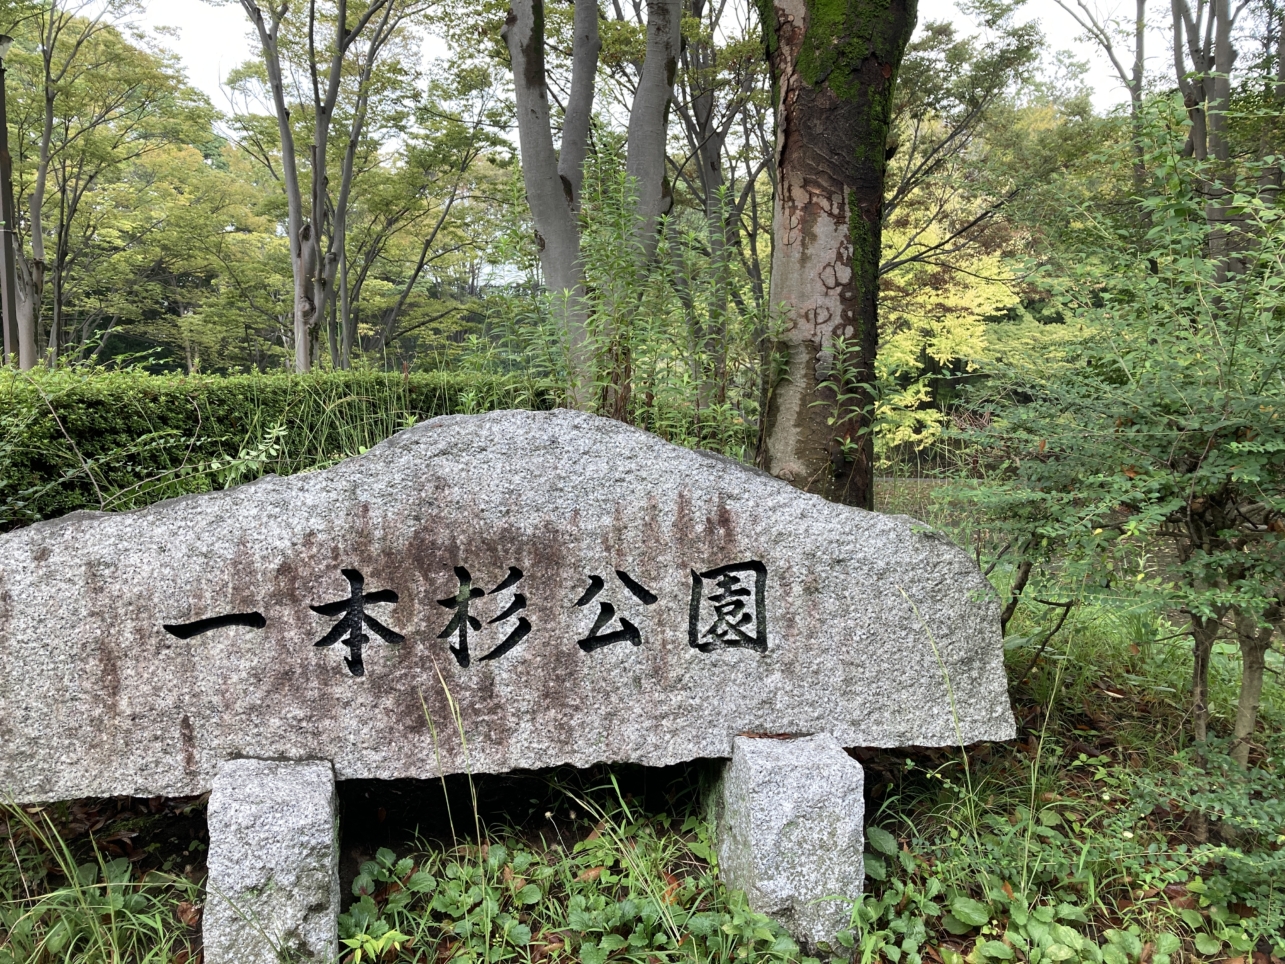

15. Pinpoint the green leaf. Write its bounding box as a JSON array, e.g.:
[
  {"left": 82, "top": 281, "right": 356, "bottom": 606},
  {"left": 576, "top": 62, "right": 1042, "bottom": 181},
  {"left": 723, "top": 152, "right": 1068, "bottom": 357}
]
[
  {"left": 1050, "top": 924, "right": 1084, "bottom": 951},
  {"left": 981, "top": 941, "right": 1015, "bottom": 960},
  {"left": 580, "top": 941, "right": 608, "bottom": 964},
  {"left": 949, "top": 896, "right": 991, "bottom": 928},
  {"left": 352, "top": 872, "right": 375, "bottom": 896},
  {"left": 1044, "top": 943, "right": 1076, "bottom": 962},
  {"left": 1228, "top": 932, "right": 1255, "bottom": 953},
  {"left": 1102, "top": 945, "right": 1128, "bottom": 964},
  {"left": 1055, "top": 903, "right": 1087, "bottom": 923},
  {"left": 1105, "top": 930, "right": 1142, "bottom": 959},
  {"left": 516, "top": 883, "right": 542, "bottom": 905},
  {"left": 688, "top": 840, "right": 714, "bottom": 861},
  {"left": 942, "top": 913, "right": 975, "bottom": 936},
  {"left": 867, "top": 825, "right": 898, "bottom": 856},
  {"left": 408, "top": 871, "right": 436, "bottom": 894},
  {"left": 1193, "top": 934, "right": 1221, "bottom": 956},
  {"left": 599, "top": 934, "right": 628, "bottom": 951},
  {"left": 865, "top": 854, "right": 887, "bottom": 881},
  {"left": 1153, "top": 933, "right": 1180, "bottom": 956},
  {"left": 1178, "top": 908, "right": 1203, "bottom": 929}
]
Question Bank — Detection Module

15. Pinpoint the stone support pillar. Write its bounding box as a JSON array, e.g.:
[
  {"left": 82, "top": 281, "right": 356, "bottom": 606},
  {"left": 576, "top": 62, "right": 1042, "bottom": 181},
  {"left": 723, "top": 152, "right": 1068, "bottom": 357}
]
[
  {"left": 204, "top": 759, "right": 340, "bottom": 964},
  {"left": 717, "top": 733, "right": 866, "bottom": 949}
]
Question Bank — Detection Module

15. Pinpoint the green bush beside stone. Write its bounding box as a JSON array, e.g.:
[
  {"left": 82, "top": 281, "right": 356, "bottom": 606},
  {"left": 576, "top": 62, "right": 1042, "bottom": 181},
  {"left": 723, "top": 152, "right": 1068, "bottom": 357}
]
[{"left": 0, "top": 369, "right": 558, "bottom": 526}]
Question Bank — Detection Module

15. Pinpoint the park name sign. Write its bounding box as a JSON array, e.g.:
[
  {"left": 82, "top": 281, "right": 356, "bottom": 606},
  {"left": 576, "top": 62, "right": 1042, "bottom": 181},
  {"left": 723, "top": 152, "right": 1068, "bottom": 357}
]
[{"left": 0, "top": 409, "right": 1015, "bottom": 959}]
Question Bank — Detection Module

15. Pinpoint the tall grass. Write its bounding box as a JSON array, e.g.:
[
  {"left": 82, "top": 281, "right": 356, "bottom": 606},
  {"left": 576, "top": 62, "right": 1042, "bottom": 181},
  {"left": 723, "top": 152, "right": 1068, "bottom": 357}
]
[{"left": 0, "top": 807, "right": 200, "bottom": 964}]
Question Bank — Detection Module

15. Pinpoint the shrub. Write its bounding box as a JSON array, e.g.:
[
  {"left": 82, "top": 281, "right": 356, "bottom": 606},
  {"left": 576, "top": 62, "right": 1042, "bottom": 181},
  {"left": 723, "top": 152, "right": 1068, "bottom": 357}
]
[{"left": 0, "top": 368, "right": 558, "bottom": 527}]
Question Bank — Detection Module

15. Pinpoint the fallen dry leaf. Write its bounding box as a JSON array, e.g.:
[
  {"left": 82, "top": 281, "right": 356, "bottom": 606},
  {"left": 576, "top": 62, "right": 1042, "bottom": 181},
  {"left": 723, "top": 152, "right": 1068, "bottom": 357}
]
[
  {"left": 576, "top": 866, "right": 604, "bottom": 882},
  {"left": 176, "top": 901, "right": 201, "bottom": 927}
]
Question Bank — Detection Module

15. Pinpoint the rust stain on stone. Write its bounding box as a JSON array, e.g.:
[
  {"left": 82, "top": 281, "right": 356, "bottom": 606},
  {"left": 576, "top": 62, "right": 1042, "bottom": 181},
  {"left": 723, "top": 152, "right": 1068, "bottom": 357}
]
[{"left": 179, "top": 713, "right": 197, "bottom": 774}]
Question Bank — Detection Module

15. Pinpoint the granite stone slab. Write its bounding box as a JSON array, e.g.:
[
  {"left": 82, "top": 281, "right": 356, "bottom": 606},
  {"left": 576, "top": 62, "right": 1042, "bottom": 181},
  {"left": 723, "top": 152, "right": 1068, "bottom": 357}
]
[{"left": 0, "top": 409, "right": 1014, "bottom": 802}]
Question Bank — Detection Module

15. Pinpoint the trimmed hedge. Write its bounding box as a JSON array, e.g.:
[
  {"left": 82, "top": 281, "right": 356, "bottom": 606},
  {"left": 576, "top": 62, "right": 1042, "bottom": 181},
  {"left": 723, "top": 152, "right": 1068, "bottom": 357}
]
[{"left": 0, "top": 369, "right": 559, "bottom": 526}]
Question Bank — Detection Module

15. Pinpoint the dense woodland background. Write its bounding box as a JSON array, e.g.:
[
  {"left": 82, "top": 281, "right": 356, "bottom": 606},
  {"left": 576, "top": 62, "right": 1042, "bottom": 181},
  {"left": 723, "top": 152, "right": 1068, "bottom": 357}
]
[{"left": 2, "top": 1, "right": 1285, "bottom": 963}]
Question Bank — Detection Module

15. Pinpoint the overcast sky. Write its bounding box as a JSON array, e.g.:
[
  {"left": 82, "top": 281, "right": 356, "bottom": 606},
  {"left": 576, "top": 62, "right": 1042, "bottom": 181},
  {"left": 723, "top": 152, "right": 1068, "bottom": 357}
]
[{"left": 131, "top": 0, "right": 1135, "bottom": 113}]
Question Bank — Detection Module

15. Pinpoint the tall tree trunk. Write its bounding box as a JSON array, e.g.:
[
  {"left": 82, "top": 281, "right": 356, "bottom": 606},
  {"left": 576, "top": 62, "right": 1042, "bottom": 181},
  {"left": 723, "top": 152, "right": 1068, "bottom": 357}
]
[
  {"left": 1054, "top": 0, "right": 1147, "bottom": 184},
  {"left": 559, "top": 0, "right": 600, "bottom": 213},
  {"left": 503, "top": 0, "right": 599, "bottom": 407},
  {"left": 13, "top": 256, "right": 37, "bottom": 368},
  {"left": 26, "top": 27, "right": 56, "bottom": 370},
  {"left": 1129, "top": 0, "right": 1145, "bottom": 187},
  {"left": 677, "top": 0, "right": 745, "bottom": 413},
  {"left": 756, "top": 0, "right": 917, "bottom": 508},
  {"left": 1187, "top": 611, "right": 1217, "bottom": 842},
  {"left": 626, "top": 0, "right": 682, "bottom": 260},
  {"left": 241, "top": 0, "right": 398, "bottom": 373}
]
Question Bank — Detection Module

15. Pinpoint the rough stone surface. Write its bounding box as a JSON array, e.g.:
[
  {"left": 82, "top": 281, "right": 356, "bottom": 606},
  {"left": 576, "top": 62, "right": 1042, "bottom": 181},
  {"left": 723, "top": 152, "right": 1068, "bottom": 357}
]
[
  {"left": 203, "top": 759, "right": 339, "bottom": 964},
  {"left": 717, "top": 734, "right": 865, "bottom": 947},
  {"left": 0, "top": 409, "right": 1014, "bottom": 802}
]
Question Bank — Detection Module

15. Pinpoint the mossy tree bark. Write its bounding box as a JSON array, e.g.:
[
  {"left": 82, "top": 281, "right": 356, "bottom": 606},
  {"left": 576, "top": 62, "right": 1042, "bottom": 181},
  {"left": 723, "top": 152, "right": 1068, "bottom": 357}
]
[{"left": 756, "top": 0, "right": 917, "bottom": 508}]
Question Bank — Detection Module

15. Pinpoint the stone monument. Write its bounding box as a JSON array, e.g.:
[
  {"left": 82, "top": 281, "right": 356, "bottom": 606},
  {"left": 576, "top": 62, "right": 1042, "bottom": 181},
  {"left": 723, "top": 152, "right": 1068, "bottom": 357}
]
[{"left": 0, "top": 409, "right": 1014, "bottom": 959}]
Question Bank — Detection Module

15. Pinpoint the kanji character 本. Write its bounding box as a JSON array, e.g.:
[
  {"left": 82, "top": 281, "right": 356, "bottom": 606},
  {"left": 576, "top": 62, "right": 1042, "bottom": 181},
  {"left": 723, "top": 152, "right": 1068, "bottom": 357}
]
[
  {"left": 437, "top": 565, "right": 531, "bottom": 668},
  {"left": 163, "top": 611, "right": 266, "bottom": 638},
  {"left": 311, "top": 568, "right": 405, "bottom": 677},
  {"left": 574, "top": 570, "right": 658, "bottom": 651},
  {"left": 689, "top": 561, "right": 768, "bottom": 653}
]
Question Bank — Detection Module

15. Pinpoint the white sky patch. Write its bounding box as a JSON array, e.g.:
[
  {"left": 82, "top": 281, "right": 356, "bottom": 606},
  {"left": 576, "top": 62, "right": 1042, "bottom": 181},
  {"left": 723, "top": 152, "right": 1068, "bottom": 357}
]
[
  {"left": 133, "top": 0, "right": 446, "bottom": 111},
  {"left": 131, "top": 0, "right": 1133, "bottom": 112}
]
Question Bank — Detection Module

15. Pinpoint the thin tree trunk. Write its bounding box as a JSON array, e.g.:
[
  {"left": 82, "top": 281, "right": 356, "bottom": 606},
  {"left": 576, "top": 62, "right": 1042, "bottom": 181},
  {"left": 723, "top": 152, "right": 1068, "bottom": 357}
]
[
  {"left": 1173, "top": 0, "right": 1209, "bottom": 159},
  {"left": 677, "top": 0, "right": 745, "bottom": 412},
  {"left": 1191, "top": 614, "right": 1218, "bottom": 744},
  {"left": 25, "top": 23, "right": 57, "bottom": 370},
  {"left": 340, "top": 246, "right": 353, "bottom": 368},
  {"left": 757, "top": 0, "right": 917, "bottom": 508},
  {"left": 327, "top": 273, "right": 339, "bottom": 368},
  {"left": 1230, "top": 611, "right": 1274, "bottom": 767},
  {"left": 14, "top": 255, "right": 37, "bottom": 369},
  {"left": 1188, "top": 610, "right": 1218, "bottom": 842},
  {"left": 241, "top": 2, "right": 308, "bottom": 371}
]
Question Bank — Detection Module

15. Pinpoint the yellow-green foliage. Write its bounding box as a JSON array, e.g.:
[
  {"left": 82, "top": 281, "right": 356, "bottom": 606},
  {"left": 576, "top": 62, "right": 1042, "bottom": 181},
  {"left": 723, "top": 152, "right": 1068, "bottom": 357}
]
[{"left": 875, "top": 222, "right": 1018, "bottom": 455}]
